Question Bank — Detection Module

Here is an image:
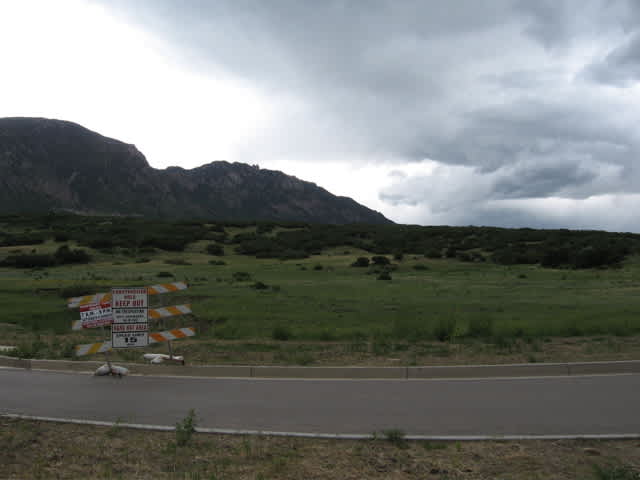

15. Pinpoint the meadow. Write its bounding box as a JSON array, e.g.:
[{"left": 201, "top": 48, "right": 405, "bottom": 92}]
[{"left": 2, "top": 215, "right": 640, "bottom": 365}]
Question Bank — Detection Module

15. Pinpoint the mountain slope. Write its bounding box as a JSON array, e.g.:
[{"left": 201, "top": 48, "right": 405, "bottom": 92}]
[{"left": 0, "top": 117, "right": 391, "bottom": 224}]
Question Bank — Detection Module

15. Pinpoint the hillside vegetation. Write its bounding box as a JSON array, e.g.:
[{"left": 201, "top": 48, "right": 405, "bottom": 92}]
[{"left": 2, "top": 214, "right": 640, "bottom": 365}]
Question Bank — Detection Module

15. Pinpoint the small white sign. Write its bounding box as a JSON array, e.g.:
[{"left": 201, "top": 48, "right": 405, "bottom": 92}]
[
  {"left": 112, "top": 328, "right": 149, "bottom": 348},
  {"left": 79, "top": 302, "right": 113, "bottom": 328},
  {"left": 111, "top": 287, "right": 148, "bottom": 348},
  {"left": 111, "top": 287, "right": 148, "bottom": 308},
  {"left": 113, "top": 307, "right": 147, "bottom": 324}
]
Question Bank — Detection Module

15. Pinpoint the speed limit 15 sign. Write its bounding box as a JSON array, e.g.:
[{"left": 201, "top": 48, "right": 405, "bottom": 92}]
[{"left": 111, "top": 323, "right": 149, "bottom": 348}]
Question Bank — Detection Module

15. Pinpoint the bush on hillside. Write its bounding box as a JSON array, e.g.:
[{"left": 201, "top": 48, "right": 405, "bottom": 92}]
[
  {"left": 351, "top": 257, "right": 370, "bottom": 267},
  {"left": 206, "top": 243, "right": 224, "bottom": 256}
]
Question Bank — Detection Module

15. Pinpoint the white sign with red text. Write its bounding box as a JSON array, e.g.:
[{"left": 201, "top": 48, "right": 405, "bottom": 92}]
[
  {"left": 79, "top": 302, "right": 113, "bottom": 329},
  {"left": 111, "top": 287, "right": 148, "bottom": 348},
  {"left": 111, "top": 322, "right": 149, "bottom": 348}
]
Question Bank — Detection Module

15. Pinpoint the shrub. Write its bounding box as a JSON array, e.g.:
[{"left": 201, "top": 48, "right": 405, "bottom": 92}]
[
  {"left": 164, "top": 258, "right": 191, "bottom": 265},
  {"left": 54, "top": 245, "right": 91, "bottom": 264},
  {"left": 413, "top": 264, "right": 429, "bottom": 270},
  {"left": 272, "top": 325, "right": 293, "bottom": 341},
  {"left": 313, "top": 264, "right": 323, "bottom": 271},
  {"left": 381, "top": 429, "right": 408, "bottom": 449},
  {"left": 425, "top": 249, "right": 442, "bottom": 259},
  {"left": 53, "top": 233, "right": 70, "bottom": 242},
  {"left": 143, "top": 237, "right": 189, "bottom": 252},
  {"left": 433, "top": 318, "right": 456, "bottom": 342},
  {"left": 175, "top": 409, "right": 197, "bottom": 447},
  {"left": 377, "top": 272, "right": 392, "bottom": 281},
  {"left": 318, "top": 329, "right": 337, "bottom": 341},
  {"left": 206, "top": 243, "right": 224, "bottom": 256},
  {"left": 1, "top": 254, "right": 57, "bottom": 268},
  {"left": 593, "top": 463, "right": 640, "bottom": 480},
  {"left": 157, "top": 271, "right": 174, "bottom": 278},
  {"left": 208, "top": 260, "right": 226, "bottom": 266},
  {"left": 467, "top": 316, "right": 494, "bottom": 338},
  {"left": 232, "top": 271, "right": 252, "bottom": 282},
  {"left": 371, "top": 255, "right": 390, "bottom": 266},
  {"left": 59, "top": 284, "right": 101, "bottom": 298},
  {"left": 251, "top": 281, "right": 269, "bottom": 290},
  {"left": 351, "top": 257, "right": 370, "bottom": 267},
  {"left": 278, "top": 249, "right": 308, "bottom": 260},
  {"left": 87, "top": 238, "right": 115, "bottom": 250}
]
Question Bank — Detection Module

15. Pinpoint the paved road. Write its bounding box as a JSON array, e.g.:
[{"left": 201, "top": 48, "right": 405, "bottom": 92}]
[{"left": 1, "top": 368, "right": 639, "bottom": 436}]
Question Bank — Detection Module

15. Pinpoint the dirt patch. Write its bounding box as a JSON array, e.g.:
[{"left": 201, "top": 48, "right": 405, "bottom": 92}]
[{"left": 1, "top": 418, "right": 639, "bottom": 479}]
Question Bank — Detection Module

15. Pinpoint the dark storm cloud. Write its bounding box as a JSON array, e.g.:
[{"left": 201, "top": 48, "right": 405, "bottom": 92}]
[
  {"left": 584, "top": 32, "right": 640, "bottom": 86},
  {"left": 97, "top": 0, "right": 640, "bottom": 229}
]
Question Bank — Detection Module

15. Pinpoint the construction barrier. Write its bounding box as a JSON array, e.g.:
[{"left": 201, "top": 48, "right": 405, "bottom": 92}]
[
  {"left": 72, "top": 304, "right": 193, "bottom": 330},
  {"left": 68, "top": 292, "right": 111, "bottom": 309},
  {"left": 147, "top": 282, "right": 188, "bottom": 295},
  {"left": 147, "top": 304, "right": 192, "bottom": 319},
  {"left": 149, "top": 327, "right": 196, "bottom": 343},
  {"left": 75, "top": 340, "right": 113, "bottom": 357},
  {"left": 75, "top": 327, "right": 196, "bottom": 356},
  {"left": 67, "top": 282, "right": 188, "bottom": 308}
]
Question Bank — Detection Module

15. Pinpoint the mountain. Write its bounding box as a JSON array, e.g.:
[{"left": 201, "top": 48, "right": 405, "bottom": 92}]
[{"left": 0, "top": 117, "right": 391, "bottom": 224}]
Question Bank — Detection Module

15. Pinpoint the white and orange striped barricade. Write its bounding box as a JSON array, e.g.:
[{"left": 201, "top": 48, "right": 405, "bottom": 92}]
[
  {"left": 149, "top": 327, "right": 196, "bottom": 343},
  {"left": 67, "top": 282, "right": 188, "bottom": 309},
  {"left": 72, "top": 304, "right": 192, "bottom": 330},
  {"left": 71, "top": 281, "right": 195, "bottom": 371},
  {"left": 75, "top": 340, "right": 113, "bottom": 357},
  {"left": 75, "top": 327, "right": 196, "bottom": 356}
]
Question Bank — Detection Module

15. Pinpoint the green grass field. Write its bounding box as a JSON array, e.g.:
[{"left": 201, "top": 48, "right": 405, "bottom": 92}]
[{"left": 2, "top": 224, "right": 640, "bottom": 365}]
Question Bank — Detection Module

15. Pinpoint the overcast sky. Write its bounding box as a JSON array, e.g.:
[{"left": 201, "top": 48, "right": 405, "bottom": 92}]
[{"left": 2, "top": 1, "right": 640, "bottom": 231}]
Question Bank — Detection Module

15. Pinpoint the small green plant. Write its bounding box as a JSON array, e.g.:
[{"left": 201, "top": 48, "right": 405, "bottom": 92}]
[
  {"left": 164, "top": 258, "right": 191, "bottom": 265},
  {"left": 433, "top": 318, "right": 456, "bottom": 342},
  {"left": 272, "top": 325, "right": 293, "bottom": 341},
  {"left": 208, "top": 260, "right": 226, "bottom": 266},
  {"left": 106, "top": 417, "right": 124, "bottom": 438},
  {"left": 371, "top": 255, "right": 390, "bottom": 266},
  {"left": 351, "top": 257, "right": 370, "bottom": 267},
  {"left": 157, "top": 271, "right": 174, "bottom": 278},
  {"left": 593, "top": 464, "right": 640, "bottom": 480},
  {"left": 206, "top": 243, "right": 224, "bottom": 256},
  {"left": 294, "top": 353, "right": 314, "bottom": 365},
  {"left": 381, "top": 429, "right": 408, "bottom": 449},
  {"left": 232, "top": 271, "right": 252, "bottom": 282},
  {"left": 377, "top": 271, "right": 392, "bottom": 281},
  {"left": 251, "top": 281, "right": 269, "bottom": 290},
  {"left": 467, "top": 316, "right": 493, "bottom": 338},
  {"left": 175, "top": 409, "right": 197, "bottom": 447},
  {"left": 422, "top": 441, "right": 448, "bottom": 450}
]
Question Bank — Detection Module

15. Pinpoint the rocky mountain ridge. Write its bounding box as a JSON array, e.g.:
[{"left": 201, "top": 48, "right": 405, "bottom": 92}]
[{"left": 0, "top": 117, "right": 391, "bottom": 224}]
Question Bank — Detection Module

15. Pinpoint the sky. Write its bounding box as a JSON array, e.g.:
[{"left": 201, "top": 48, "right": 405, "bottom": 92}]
[{"left": 2, "top": 0, "right": 640, "bottom": 231}]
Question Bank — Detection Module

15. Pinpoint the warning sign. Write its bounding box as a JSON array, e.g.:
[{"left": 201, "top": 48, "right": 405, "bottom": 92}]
[
  {"left": 111, "top": 287, "right": 148, "bottom": 348},
  {"left": 113, "top": 308, "right": 146, "bottom": 324},
  {"left": 79, "top": 302, "right": 112, "bottom": 329},
  {"left": 111, "top": 287, "right": 148, "bottom": 308},
  {"left": 112, "top": 323, "right": 149, "bottom": 348}
]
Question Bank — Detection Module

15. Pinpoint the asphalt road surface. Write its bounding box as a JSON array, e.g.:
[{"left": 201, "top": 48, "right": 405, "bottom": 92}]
[{"left": 1, "top": 368, "right": 639, "bottom": 436}]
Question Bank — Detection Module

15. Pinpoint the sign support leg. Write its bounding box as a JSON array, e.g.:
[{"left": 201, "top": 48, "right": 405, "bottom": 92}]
[
  {"left": 167, "top": 340, "right": 185, "bottom": 365},
  {"left": 101, "top": 325, "right": 113, "bottom": 373},
  {"left": 105, "top": 349, "right": 113, "bottom": 372}
]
